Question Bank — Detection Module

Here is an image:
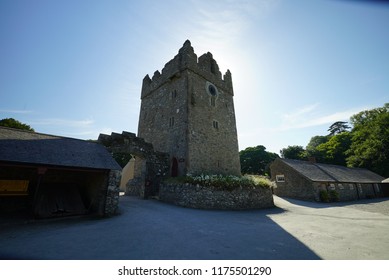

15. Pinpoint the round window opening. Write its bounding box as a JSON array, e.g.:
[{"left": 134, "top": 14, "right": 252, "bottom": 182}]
[{"left": 208, "top": 84, "right": 217, "bottom": 96}]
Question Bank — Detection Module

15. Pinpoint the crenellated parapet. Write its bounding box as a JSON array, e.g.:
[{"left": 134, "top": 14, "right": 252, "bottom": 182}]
[{"left": 141, "top": 40, "right": 234, "bottom": 98}]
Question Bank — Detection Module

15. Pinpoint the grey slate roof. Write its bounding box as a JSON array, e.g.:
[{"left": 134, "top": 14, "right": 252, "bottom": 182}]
[
  {"left": 0, "top": 127, "right": 121, "bottom": 171},
  {"left": 281, "top": 158, "right": 384, "bottom": 183}
]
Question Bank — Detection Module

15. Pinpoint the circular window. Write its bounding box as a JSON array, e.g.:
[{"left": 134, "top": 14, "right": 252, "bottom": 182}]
[
  {"left": 205, "top": 81, "right": 218, "bottom": 96},
  {"left": 208, "top": 84, "right": 217, "bottom": 96}
]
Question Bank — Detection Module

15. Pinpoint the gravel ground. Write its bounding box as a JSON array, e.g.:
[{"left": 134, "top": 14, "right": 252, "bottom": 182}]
[{"left": 343, "top": 198, "right": 389, "bottom": 216}]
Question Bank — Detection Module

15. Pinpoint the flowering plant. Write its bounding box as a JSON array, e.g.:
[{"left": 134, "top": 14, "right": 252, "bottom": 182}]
[{"left": 172, "top": 174, "right": 273, "bottom": 191}]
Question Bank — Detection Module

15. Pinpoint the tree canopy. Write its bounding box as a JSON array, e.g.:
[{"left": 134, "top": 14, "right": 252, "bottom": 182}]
[
  {"left": 346, "top": 103, "right": 389, "bottom": 177},
  {"left": 327, "top": 121, "right": 351, "bottom": 136},
  {"left": 280, "top": 145, "right": 306, "bottom": 160},
  {"left": 239, "top": 145, "right": 279, "bottom": 176},
  {"left": 0, "top": 118, "right": 34, "bottom": 132},
  {"left": 316, "top": 132, "right": 352, "bottom": 166}
]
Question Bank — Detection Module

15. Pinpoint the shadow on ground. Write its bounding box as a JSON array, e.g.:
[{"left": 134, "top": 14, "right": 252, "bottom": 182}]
[{"left": 0, "top": 196, "right": 320, "bottom": 260}]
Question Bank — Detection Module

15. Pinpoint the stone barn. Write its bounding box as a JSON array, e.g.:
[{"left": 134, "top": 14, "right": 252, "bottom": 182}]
[
  {"left": 0, "top": 127, "right": 121, "bottom": 218},
  {"left": 382, "top": 178, "right": 389, "bottom": 197},
  {"left": 270, "top": 158, "right": 385, "bottom": 202}
]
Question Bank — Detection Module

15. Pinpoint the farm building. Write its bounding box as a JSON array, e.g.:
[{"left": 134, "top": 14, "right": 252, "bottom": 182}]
[
  {"left": 382, "top": 178, "right": 389, "bottom": 197},
  {"left": 0, "top": 127, "right": 121, "bottom": 218},
  {"left": 270, "top": 158, "right": 386, "bottom": 202}
]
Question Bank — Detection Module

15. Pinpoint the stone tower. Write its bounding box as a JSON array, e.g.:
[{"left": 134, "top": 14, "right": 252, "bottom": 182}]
[{"left": 137, "top": 40, "right": 241, "bottom": 176}]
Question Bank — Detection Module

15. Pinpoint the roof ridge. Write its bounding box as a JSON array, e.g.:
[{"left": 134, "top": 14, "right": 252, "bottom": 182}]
[{"left": 313, "top": 163, "right": 338, "bottom": 182}]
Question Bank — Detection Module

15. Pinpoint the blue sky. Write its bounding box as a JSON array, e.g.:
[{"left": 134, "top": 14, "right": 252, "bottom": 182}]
[{"left": 1, "top": 0, "right": 388, "bottom": 155}]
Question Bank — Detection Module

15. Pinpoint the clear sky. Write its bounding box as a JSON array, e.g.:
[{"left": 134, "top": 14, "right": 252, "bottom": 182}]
[{"left": 1, "top": 0, "right": 388, "bottom": 155}]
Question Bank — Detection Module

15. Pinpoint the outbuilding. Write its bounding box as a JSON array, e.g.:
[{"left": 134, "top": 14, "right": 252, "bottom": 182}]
[
  {"left": 270, "top": 158, "right": 385, "bottom": 202},
  {"left": 0, "top": 127, "right": 121, "bottom": 218},
  {"left": 382, "top": 178, "right": 389, "bottom": 197}
]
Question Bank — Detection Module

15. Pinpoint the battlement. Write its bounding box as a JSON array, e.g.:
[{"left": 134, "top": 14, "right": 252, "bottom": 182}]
[{"left": 141, "top": 40, "right": 233, "bottom": 98}]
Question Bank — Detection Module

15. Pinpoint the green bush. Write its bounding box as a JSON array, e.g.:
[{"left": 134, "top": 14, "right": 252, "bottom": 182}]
[
  {"left": 320, "top": 190, "right": 330, "bottom": 202},
  {"left": 164, "top": 174, "right": 273, "bottom": 191},
  {"left": 320, "top": 190, "right": 340, "bottom": 202},
  {"left": 329, "top": 190, "right": 340, "bottom": 202}
]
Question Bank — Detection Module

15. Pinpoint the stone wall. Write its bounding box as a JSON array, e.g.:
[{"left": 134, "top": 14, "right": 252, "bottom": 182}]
[
  {"left": 159, "top": 183, "right": 274, "bottom": 210},
  {"left": 271, "top": 159, "right": 317, "bottom": 201},
  {"left": 104, "top": 170, "right": 121, "bottom": 216},
  {"left": 98, "top": 131, "right": 170, "bottom": 199}
]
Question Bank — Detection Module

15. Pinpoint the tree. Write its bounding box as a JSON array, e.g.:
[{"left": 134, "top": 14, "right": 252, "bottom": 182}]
[
  {"left": 305, "top": 123, "right": 351, "bottom": 165},
  {"left": 346, "top": 103, "right": 389, "bottom": 177},
  {"left": 280, "top": 145, "right": 306, "bottom": 160},
  {"left": 316, "top": 132, "right": 352, "bottom": 166},
  {"left": 305, "top": 135, "right": 330, "bottom": 161},
  {"left": 240, "top": 145, "right": 279, "bottom": 175},
  {"left": 327, "top": 121, "right": 351, "bottom": 136},
  {"left": 0, "top": 118, "right": 34, "bottom": 131}
]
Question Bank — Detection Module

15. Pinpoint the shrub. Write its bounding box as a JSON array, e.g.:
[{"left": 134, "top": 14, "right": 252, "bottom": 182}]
[
  {"left": 320, "top": 190, "right": 340, "bottom": 202},
  {"left": 320, "top": 190, "right": 329, "bottom": 202},
  {"left": 329, "top": 190, "right": 340, "bottom": 202},
  {"left": 164, "top": 174, "right": 273, "bottom": 191}
]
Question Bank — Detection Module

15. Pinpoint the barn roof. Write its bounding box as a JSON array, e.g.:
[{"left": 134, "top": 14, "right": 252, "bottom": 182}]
[
  {"left": 279, "top": 158, "right": 384, "bottom": 183},
  {"left": 0, "top": 127, "right": 121, "bottom": 171}
]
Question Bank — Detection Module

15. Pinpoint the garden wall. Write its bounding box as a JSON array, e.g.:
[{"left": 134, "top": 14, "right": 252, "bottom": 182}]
[{"left": 159, "top": 183, "right": 274, "bottom": 210}]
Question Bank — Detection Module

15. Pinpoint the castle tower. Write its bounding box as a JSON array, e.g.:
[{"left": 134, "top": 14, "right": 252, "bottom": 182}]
[{"left": 137, "top": 40, "right": 241, "bottom": 176}]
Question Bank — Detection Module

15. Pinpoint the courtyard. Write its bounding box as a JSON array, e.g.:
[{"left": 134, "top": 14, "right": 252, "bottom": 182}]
[{"left": 0, "top": 195, "right": 389, "bottom": 260}]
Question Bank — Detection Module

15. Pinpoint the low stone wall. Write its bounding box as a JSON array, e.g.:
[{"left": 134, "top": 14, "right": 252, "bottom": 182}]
[{"left": 159, "top": 183, "right": 274, "bottom": 210}]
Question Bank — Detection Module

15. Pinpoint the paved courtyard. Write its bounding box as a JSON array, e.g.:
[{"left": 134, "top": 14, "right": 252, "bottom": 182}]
[{"left": 0, "top": 195, "right": 389, "bottom": 260}]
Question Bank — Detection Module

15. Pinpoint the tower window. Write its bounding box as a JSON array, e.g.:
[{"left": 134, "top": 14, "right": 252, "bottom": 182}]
[
  {"left": 169, "top": 117, "right": 175, "bottom": 127},
  {"left": 213, "top": 120, "right": 219, "bottom": 129},
  {"left": 206, "top": 81, "right": 218, "bottom": 97},
  {"left": 208, "top": 84, "right": 217, "bottom": 96},
  {"left": 171, "top": 90, "right": 177, "bottom": 99}
]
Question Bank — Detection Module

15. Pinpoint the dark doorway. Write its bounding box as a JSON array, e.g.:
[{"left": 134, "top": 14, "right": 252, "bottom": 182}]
[{"left": 171, "top": 157, "right": 178, "bottom": 177}]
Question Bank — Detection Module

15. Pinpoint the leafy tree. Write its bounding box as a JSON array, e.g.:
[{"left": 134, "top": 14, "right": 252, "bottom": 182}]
[
  {"left": 305, "top": 123, "right": 351, "bottom": 166},
  {"left": 327, "top": 121, "right": 351, "bottom": 136},
  {"left": 316, "top": 132, "right": 352, "bottom": 166},
  {"left": 346, "top": 103, "right": 389, "bottom": 177},
  {"left": 280, "top": 145, "right": 306, "bottom": 160},
  {"left": 305, "top": 135, "right": 330, "bottom": 161},
  {"left": 0, "top": 118, "right": 34, "bottom": 131},
  {"left": 240, "top": 145, "right": 279, "bottom": 175}
]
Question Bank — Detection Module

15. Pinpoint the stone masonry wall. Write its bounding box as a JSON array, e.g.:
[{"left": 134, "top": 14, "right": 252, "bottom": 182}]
[
  {"left": 271, "top": 159, "right": 317, "bottom": 201},
  {"left": 159, "top": 183, "right": 274, "bottom": 210},
  {"left": 98, "top": 131, "right": 170, "bottom": 199},
  {"left": 104, "top": 170, "right": 121, "bottom": 215}
]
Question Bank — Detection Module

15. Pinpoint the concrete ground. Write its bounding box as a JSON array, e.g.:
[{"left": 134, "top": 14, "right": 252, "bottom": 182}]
[{"left": 0, "top": 195, "right": 389, "bottom": 260}]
